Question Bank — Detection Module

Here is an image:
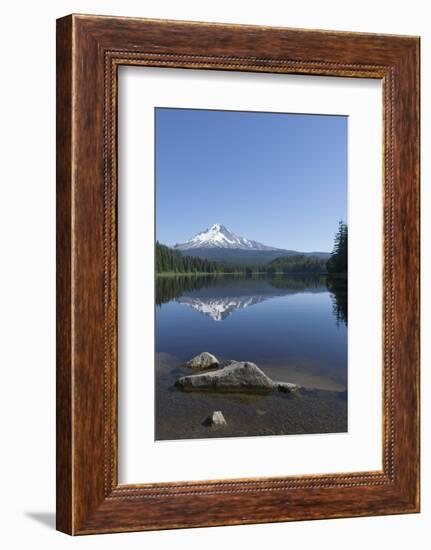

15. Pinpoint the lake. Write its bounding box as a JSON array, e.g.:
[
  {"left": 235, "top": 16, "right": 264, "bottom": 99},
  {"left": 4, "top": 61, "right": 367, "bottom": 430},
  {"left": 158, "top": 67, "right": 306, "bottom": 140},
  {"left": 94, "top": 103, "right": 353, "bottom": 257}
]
[{"left": 155, "top": 273, "right": 347, "bottom": 440}]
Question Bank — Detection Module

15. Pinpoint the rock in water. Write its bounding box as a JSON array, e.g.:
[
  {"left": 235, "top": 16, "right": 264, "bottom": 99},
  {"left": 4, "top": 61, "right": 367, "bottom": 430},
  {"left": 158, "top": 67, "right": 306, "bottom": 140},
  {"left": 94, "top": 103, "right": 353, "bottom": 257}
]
[
  {"left": 176, "top": 361, "right": 299, "bottom": 393},
  {"left": 205, "top": 411, "right": 227, "bottom": 428},
  {"left": 184, "top": 352, "right": 219, "bottom": 370},
  {"left": 277, "top": 382, "right": 299, "bottom": 392}
]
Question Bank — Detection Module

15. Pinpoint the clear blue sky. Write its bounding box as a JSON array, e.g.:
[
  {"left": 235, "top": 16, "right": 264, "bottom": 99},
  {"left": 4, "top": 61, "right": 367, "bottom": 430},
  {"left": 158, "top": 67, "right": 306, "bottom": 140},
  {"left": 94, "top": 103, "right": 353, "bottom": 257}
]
[{"left": 155, "top": 108, "right": 347, "bottom": 252}]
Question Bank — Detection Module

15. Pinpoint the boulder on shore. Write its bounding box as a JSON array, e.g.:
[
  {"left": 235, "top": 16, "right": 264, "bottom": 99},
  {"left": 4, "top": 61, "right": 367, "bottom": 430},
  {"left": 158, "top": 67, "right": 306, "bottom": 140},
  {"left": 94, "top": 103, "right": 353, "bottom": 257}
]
[
  {"left": 176, "top": 361, "right": 299, "bottom": 393},
  {"left": 184, "top": 352, "right": 219, "bottom": 370}
]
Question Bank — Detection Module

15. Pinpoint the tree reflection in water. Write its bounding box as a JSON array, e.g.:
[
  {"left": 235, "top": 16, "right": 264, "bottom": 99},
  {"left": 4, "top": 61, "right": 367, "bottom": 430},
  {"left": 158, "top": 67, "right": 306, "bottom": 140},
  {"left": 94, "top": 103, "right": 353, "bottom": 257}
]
[
  {"left": 326, "top": 276, "right": 348, "bottom": 326},
  {"left": 156, "top": 273, "right": 347, "bottom": 327}
]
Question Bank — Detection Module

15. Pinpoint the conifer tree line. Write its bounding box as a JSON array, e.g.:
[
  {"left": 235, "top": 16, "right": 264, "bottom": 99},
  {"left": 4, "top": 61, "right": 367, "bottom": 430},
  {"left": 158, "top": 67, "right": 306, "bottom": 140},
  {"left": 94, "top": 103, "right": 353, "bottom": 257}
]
[
  {"left": 155, "top": 242, "right": 224, "bottom": 274},
  {"left": 326, "top": 221, "right": 348, "bottom": 274},
  {"left": 156, "top": 222, "right": 348, "bottom": 275},
  {"left": 266, "top": 255, "right": 327, "bottom": 274}
]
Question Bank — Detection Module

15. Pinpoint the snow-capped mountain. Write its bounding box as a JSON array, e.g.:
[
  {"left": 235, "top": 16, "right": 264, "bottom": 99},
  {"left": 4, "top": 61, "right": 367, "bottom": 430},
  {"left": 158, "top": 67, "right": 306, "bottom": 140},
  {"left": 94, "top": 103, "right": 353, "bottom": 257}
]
[{"left": 174, "top": 224, "right": 281, "bottom": 251}]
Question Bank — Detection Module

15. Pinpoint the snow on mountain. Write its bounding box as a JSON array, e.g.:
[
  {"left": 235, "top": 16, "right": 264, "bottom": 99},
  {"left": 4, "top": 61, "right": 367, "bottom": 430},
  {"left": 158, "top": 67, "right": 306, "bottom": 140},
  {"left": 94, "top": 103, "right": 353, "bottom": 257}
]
[{"left": 174, "top": 223, "right": 281, "bottom": 251}]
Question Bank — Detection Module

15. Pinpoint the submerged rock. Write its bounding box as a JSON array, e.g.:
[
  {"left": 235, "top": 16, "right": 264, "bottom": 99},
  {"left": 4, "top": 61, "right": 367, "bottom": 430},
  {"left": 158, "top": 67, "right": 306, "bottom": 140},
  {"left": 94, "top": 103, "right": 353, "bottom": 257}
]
[
  {"left": 176, "top": 361, "right": 300, "bottom": 393},
  {"left": 184, "top": 352, "right": 219, "bottom": 370},
  {"left": 205, "top": 410, "right": 227, "bottom": 428}
]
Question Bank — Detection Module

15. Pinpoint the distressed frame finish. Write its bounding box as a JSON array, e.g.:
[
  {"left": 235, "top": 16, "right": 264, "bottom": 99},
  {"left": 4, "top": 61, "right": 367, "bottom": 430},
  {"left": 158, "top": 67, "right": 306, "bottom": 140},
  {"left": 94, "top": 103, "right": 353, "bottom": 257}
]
[{"left": 56, "top": 14, "right": 420, "bottom": 535}]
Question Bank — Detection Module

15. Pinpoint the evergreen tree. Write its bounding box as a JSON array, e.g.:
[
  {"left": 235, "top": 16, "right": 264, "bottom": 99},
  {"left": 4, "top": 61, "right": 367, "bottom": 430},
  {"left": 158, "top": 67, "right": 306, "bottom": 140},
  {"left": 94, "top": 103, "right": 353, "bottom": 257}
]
[{"left": 327, "top": 221, "right": 348, "bottom": 274}]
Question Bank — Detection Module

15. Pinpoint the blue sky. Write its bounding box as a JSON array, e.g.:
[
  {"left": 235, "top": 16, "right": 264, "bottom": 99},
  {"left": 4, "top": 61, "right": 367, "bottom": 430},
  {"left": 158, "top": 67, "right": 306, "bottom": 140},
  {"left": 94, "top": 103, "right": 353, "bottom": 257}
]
[{"left": 155, "top": 108, "right": 347, "bottom": 252}]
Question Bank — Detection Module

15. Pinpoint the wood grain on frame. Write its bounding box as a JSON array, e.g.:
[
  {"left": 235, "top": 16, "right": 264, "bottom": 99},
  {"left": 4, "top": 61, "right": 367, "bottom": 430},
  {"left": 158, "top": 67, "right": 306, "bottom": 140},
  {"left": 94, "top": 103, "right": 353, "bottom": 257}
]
[{"left": 56, "top": 14, "right": 420, "bottom": 535}]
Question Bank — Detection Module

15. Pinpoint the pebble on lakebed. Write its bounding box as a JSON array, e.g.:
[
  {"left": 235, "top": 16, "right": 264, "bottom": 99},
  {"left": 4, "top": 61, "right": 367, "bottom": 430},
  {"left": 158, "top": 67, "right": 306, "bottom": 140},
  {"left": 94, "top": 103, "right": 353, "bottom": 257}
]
[{"left": 204, "top": 410, "right": 227, "bottom": 428}]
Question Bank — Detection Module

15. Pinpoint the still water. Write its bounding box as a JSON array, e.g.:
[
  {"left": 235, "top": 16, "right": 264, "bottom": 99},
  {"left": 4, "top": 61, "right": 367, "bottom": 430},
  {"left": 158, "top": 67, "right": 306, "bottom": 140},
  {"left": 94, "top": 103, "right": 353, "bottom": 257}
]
[
  {"left": 155, "top": 274, "right": 347, "bottom": 440},
  {"left": 156, "top": 274, "right": 347, "bottom": 390}
]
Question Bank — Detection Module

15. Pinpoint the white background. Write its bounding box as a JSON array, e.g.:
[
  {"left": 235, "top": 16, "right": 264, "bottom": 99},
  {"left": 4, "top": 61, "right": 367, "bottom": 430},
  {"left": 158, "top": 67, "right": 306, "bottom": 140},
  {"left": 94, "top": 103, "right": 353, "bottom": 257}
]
[
  {"left": 0, "top": 1, "right": 428, "bottom": 549},
  {"left": 119, "top": 67, "right": 382, "bottom": 483}
]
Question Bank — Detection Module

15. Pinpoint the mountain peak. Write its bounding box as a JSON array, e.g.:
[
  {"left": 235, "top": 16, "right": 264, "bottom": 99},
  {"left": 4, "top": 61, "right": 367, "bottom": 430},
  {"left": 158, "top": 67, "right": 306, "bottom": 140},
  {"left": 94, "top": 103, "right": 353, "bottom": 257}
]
[
  {"left": 207, "top": 223, "right": 230, "bottom": 235},
  {"left": 174, "top": 224, "right": 281, "bottom": 252}
]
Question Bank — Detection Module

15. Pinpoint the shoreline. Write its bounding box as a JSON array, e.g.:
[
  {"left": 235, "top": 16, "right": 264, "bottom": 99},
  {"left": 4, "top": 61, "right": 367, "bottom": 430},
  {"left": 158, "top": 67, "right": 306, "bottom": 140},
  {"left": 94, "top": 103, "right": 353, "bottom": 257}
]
[{"left": 155, "top": 353, "right": 347, "bottom": 441}]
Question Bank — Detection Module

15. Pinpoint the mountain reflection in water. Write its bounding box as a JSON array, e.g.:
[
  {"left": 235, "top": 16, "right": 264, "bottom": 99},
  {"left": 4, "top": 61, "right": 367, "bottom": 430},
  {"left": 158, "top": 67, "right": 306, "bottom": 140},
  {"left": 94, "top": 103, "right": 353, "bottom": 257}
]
[
  {"left": 156, "top": 274, "right": 346, "bottom": 326},
  {"left": 177, "top": 293, "right": 269, "bottom": 321}
]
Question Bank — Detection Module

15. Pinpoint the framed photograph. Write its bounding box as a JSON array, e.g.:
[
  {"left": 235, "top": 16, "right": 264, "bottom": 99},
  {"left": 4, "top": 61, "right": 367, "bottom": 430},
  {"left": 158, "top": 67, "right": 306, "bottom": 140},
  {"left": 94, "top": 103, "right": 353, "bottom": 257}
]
[{"left": 56, "top": 14, "right": 420, "bottom": 534}]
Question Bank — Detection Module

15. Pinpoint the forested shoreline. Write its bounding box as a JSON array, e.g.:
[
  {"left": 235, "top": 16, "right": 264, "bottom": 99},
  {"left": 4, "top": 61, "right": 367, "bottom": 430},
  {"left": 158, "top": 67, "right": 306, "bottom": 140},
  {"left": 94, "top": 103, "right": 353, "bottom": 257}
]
[
  {"left": 156, "top": 221, "right": 348, "bottom": 276},
  {"left": 156, "top": 242, "right": 224, "bottom": 274}
]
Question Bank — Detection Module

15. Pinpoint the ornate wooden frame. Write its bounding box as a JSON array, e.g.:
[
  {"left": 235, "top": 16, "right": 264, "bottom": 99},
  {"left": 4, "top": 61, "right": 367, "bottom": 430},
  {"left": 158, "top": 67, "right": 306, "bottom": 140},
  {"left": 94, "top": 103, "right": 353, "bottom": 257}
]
[{"left": 56, "top": 14, "right": 420, "bottom": 535}]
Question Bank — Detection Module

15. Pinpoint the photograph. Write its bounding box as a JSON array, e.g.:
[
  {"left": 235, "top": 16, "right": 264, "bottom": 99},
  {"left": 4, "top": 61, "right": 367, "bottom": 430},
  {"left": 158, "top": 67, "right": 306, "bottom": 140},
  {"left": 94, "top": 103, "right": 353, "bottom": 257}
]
[{"left": 155, "top": 107, "right": 348, "bottom": 440}]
